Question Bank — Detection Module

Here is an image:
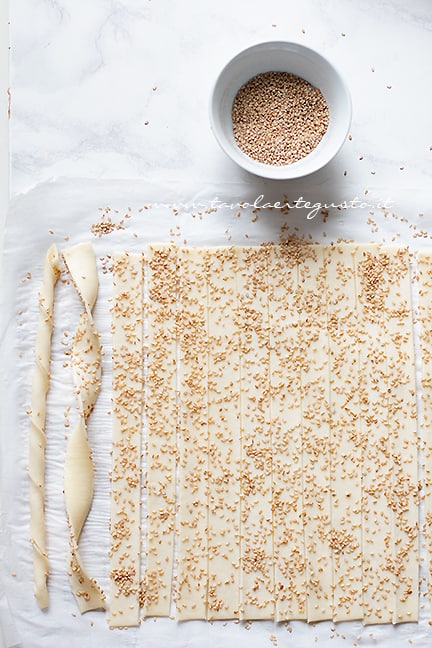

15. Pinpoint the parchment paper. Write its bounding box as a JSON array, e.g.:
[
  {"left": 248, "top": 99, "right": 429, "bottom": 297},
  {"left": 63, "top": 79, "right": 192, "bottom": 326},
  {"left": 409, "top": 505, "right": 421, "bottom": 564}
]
[{"left": 1, "top": 177, "right": 432, "bottom": 648}]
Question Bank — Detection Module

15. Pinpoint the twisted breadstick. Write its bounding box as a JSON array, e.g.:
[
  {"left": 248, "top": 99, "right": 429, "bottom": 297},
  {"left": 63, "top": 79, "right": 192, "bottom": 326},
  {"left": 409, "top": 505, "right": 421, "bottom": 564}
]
[
  {"left": 62, "top": 242, "right": 105, "bottom": 613},
  {"left": 29, "top": 244, "right": 61, "bottom": 609}
]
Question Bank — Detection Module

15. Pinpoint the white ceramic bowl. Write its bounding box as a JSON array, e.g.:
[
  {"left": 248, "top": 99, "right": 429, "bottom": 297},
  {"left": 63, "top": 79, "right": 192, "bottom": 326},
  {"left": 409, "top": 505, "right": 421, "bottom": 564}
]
[{"left": 209, "top": 41, "right": 352, "bottom": 180}]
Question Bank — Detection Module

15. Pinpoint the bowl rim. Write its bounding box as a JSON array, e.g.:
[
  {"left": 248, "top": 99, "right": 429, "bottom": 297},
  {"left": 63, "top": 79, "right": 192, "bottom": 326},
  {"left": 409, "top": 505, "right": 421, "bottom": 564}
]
[{"left": 209, "top": 40, "right": 352, "bottom": 180}]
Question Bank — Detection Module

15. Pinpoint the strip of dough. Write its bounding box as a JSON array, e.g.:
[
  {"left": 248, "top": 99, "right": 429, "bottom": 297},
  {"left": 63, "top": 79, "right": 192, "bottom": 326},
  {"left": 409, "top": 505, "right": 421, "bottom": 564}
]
[
  {"left": 206, "top": 247, "right": 241, "bottom": 620},
  {"left": 268, "top": 242, "right": 306, "bottom": 621},
  {"left": 176, "top": 247, "right": 209, "bottom": 620},
  {"left": 418, "top": 252, "right": 432, "bottom": 618},
  {"left": 62, "top": 242, "right": 105, "bottom": 613},
  {"left": 144, "top": 245, "right": 178, "bottom": 617},
  {"left": 29, "top": 244, "right": 61, "bottom": 609},
  {"left": 109, "top": 252, "right": 144, "bottom": 627},
  {"left": 324, "top": 244, "right": 363, "bottom": 621},
  {"left": 383, "top": 247, "right": 418, "bottom": 623},
  {"left": 297, "top": 244, "right": 333, "bottom": 622},
  {"left": 236, "top": 246, "right": 274, "bottom": 620},
  {"left": 354, "top": 245, "right": 394, "bottom": 625}
]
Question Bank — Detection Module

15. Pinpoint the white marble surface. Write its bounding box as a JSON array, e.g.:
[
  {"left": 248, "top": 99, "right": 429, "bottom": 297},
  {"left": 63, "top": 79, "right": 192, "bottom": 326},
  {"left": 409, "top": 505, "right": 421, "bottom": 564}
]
[
  {"left": 8, "top": 0, "right": 432, "bottom": 212},
  {"left": 0, "top": 0, "right": 9, "bottom": 259},
  {"left": 0, "top": 2, "right": 9, "bottom": 647}
]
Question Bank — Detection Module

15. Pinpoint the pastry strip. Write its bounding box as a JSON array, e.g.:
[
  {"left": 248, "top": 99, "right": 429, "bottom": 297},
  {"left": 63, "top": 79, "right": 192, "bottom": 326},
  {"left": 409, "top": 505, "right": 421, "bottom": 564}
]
[
  {"left": 176, "top": 247, "right": 209, "bottom": 620},
  {"left": 62, "top": 242, "right": 105, "bottom": 613},
  {"left": 236, "top": 246, "right": 274, "bottom": 620},
  {"left": 144, "top": 245, "right": 178, "bottom": 617},
  {"left": 354, "top": 245, "right": 394, "bottom": 624},
  {"left": 324, "top": 245, "right": 363, "bottom": 621},
  {"left": 109, "top": 252, "right": 144, "bottom": 627},
  {"left": 268, "top": 242, "right": 306, "bottom": 621},
  {"left": 418, "top": 252, "right": 432, "bottom": 618},
  {"left": 206, "top": 247, "right": 241, "bottom": 620},
  {"left": 297, "top": 244, "right": 333, "bottom": 622},
  {"left": 29, "top": 244, "right": 60, "bottom": 609},
  {"left": 383, "top": 247, "right": 418, "bottom": 623}
]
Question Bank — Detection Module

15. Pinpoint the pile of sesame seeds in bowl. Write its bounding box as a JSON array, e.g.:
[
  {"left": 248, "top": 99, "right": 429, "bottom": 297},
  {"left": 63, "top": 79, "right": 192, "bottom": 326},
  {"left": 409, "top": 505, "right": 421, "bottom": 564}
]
[{"left": 231, "top": 71, "right": 330, "bottom": 166}]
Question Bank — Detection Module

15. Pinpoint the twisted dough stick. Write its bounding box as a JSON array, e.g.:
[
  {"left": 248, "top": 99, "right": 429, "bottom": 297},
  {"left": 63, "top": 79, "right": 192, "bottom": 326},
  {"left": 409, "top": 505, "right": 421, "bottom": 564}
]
[
  {"left": 62, "top": 242, "right": 105, "bottom": 613},
  {"left": 29, "top": 244, "right": 61, "bottom": 609}
]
